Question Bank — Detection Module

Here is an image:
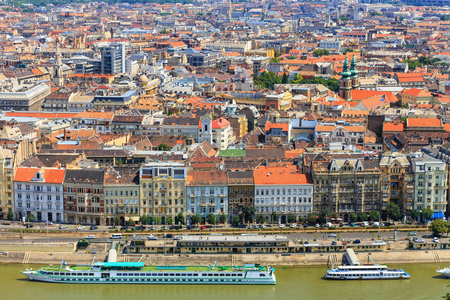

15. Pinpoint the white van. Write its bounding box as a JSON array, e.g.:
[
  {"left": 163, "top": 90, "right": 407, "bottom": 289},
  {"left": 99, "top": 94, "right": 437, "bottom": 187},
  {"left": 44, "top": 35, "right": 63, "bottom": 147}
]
[
  {"left": 110, "top": 233, "right": 122, "bottom": 239},
  {"left": 360, "top": 221, "right": 369, "bottom": 227}
]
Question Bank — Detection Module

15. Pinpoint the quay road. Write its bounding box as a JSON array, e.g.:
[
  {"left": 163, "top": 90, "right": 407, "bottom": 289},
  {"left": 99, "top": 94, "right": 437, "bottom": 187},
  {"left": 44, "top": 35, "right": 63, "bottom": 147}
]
[{"left": 0, "top": 220, "right": 438, "bottom": 244}]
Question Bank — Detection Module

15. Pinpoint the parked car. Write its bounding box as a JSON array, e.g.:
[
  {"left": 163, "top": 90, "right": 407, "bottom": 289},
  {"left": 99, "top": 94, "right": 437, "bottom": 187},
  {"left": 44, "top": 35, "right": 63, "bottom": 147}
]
[
  {"left": 326, "top": 222, "right": 333, "bottom": 228},
  {"left": 187, "top": 225, "right": 194, "bottom": 230},
  {"left": 174, "top": 236, "right": 181, "bottom": 240},
  {"left": 373, "top": 222, "right": 380, "bottom": 227},
  {"left": 279, "top": 224, "right": 286, "bottom": 228},
  {"left": 147, "top": 234, "right": 158, "bottom": 240},
  {"left": 331, "top": 241, "right": 337, "bottom": 246},
  {"left": 339, "top": 223, "right": 344, "bottom": 227},
  {"left": 433, "top": 237, "right": 440, "bottom": 243},
  {"left": 352, "top": 239, "right": 361, "bottom": 244},
  {"left": 350, "top": 223, "right": 356, "bottom": 227},
  {"left": 45, "top": 221, "right": 53, "bottom": 225},
  {"left": 163, "top": 234, "right": 173, "bottom": 239},
  {"left": 85, "top": 235, "right": 95, "bottom": 239},
  {"left": 77, "top": 226, "right": 85, "bottom": 230},
  {"left": 25, "top": 224, "right": 33, "bottom": 228},
  {"left": 409, "top": 232, "right": 417, "bottom": 236},
  {"left": 261, "top": 225, "right": 267, "bottom": 229},
  {"left": 162, "top": 226, "right": 169, "bottom": 230},
  {"left": 110, "top": 234, "right": 122, "bottom": 239},
  {"left": 150, "top": 226, "right": 157, "bottom": 230},
  {"left": 59, "top": 225, "right": 67, "bottom": 229},
  {"left": 380, "top": 222, "right": 385, "bottom": 227},
  {"left": 413, "top": 237, "right": 425, "bottom": 243},
  {"left": 200, "top": 225, "right": 206, "bottom": 230},
  {"left": 328, "top": 233, "right": 337, "bottom": 237},
  {"left": 90, "top": 226, "right": 98, "bottom": 230},
  {"left": 290, "top": 224, "right": 297, "bottom": 228},
  {"left": 360, "top": 221, "right": 369, "bottom": 227},
  {"left": 315, "top": 224, "right": 320, "bottom": 228}
]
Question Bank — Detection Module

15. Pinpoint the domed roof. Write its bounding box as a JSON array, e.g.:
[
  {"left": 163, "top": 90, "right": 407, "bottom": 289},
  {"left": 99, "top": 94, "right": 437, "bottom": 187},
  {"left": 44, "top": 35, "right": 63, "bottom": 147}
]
[{"left": 139, "top": 74, "right": 149, "bottom": 82}]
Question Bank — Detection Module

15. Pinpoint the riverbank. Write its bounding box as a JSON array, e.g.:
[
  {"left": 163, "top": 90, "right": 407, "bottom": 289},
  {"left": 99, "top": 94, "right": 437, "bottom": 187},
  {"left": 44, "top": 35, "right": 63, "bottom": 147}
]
[{"left": 1, "top": 249, "right": 449, "bottom": 267}]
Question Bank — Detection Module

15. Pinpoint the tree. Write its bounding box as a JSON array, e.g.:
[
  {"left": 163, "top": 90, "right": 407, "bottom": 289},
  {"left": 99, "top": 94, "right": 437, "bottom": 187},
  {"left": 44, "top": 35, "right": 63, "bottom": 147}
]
[
  {"left": 206, "top": 213, "right": 216, "bottom": 225},
  {"left": 157, "top": 143, "right": 170, "bottom": 151},
  {"left": 291, "top": 74, "right": 303, "bottom": 84},
  {"left": 232, "top": 216, "right": 240, "bottom": 227},
  {"left": 7, "top": 211, "right": 13, "bottom": 221},
  {"left": 318, "top": 209, "right": 331, "bottom": 224},
  {"left": 271, "top": 212, "right": 278, "bottom": 224},
  {"left": 139, "top": 215, "right": 150, "bottom": 225},
  {"left": 269, "top": 57, "right": 280, "bottom": 63},
  {"left": 242, "top": 206, "right": 256, "bottom": 223},
  {"left": 313, "top": 49, "right": 330, "bottom": 57},
  {"left": 343, "top": 48, "right": 354, "bottom": 55},
  {"left": 175, "top": 212, "right": 184, "bottom": 225},
  {"left": 191, "top": 214, "right": 202, "bottom": 225},
  {"left": 340, "top": 16, "right": 348, "bottom": 22},
  {"left": 116, "top": 158, "right": 123, "bottom": 166},
  {"left": 219, "top": 214, "right": 227, "bottom": 224},
  {"left": 359, "top": 213, "right": 369, "bottom": 222},
  {"left": 256, "top": 214, "right": 266, "bottom": 224},
  {"left": 113, "top": 216, "right": 120, "bottom": 227},
  {"left": 166, "top": 216, "right": 174, "bottom": 225},
  {"left": 369, "top": 210, "right": 380, "bottom": 221},
  {"left": 307, "top": 213, "right": 316, "bottom": 224},
  {"left": 410, "top": 209, "right": 420, "bottom": 221},
  {"left": 422, "top": 208, "right": 434, "bottom": 222},
  {"left": 287, "top": 215, "right": 297, "bottom": 223},
  {"left": 282, "top": 73, "right": 288, "bottom": 84},
  {"left": 431, "top": 219, "right": 447, "bottom": 237},
  {"left": 349, "top": 213, "right": 358, "bottom": 223},
  {"left": 386, "top": 202, "right": 402, "bottom": 221}
]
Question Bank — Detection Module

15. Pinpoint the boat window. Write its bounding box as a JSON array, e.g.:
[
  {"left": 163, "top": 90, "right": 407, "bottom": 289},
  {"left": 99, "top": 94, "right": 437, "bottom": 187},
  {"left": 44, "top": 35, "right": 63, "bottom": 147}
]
[
  {"left": 259, "top": 274, "right": 265, "bottom": 277},
  {"left": 220, "top": 274, "right": 225, "bottom": 277},
  {"left": 170, "top": 273, "right": 175, "bottom": 276},
  {"left": 134, "top": 273, "right": 139, "bottom": 276}
]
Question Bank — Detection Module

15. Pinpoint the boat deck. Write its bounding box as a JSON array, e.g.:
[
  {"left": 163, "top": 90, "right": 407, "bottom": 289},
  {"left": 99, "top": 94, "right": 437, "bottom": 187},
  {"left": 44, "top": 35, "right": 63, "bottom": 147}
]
[{"left": 42, "top": 265, "right": 268, "bottom": 273}]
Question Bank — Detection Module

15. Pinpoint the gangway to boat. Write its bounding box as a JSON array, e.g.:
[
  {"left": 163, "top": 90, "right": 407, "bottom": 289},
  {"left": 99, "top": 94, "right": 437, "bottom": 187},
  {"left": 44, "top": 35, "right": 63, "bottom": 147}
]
[
  {"left": 344, "top": 249, "right": 360, "bottom": 266},
  {"left": 107, "top": 243, "right": 118, "bottom": 262}
]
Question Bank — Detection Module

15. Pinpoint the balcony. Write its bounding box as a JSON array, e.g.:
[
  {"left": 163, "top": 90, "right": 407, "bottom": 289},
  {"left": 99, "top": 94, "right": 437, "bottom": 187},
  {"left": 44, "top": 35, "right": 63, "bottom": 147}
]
[
  {"left": 200, "top": 202, "right": 207, "bottom": 206},
  {"left": 190, "top": 194, "right": 196, "bottom": 197}
]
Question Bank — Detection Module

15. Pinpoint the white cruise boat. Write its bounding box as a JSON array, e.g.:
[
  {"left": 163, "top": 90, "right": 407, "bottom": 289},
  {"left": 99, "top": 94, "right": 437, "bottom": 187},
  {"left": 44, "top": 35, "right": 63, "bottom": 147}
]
[
  {"left": 437, "top": 267, "right": 450, "bottom": 278},
  {"left": 324, "top": 264, "right": 410, "bottom": 280},
  {"left": 21, "top": 262, "right": 276, "bottom": 285}
]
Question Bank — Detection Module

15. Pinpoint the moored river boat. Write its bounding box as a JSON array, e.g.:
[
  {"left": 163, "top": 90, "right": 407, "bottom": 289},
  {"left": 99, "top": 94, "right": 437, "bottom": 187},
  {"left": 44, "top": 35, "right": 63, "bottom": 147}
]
[{"left": 21, "top": 261, "right": 276, "bottom": 285}]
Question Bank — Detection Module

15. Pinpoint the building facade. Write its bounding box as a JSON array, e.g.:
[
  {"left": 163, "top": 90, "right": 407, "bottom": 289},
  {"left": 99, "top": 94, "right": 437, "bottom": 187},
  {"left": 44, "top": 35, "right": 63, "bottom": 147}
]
[
  {"left": 104, "top": 172, "right": 140, "bottom": 226},
  {"left": 0, "top": 147, "right": 14, "bottom": 219},
  {"left": 227, "top": 170, "right": 254, "bottom": 224},
  {"left": 14, "top": 167, "right": 65, "bottom": 223},
  {"left": 254, "top": 165, "right": 313, "bottom": 222},
  {"left": 312, "top": 159, "right": 381, "bottom": 222},
  {"left": 140, "top": 162, "right": 187, "bottom": 225},
  {"left": 411, "top": 154, "right": 448, "bottom": 219},
  {"left": 186, "top": 170, "right": 228, "bottom": 223},
  {"left": 64, "top": 169, "right": 105, "bottom": 225}
]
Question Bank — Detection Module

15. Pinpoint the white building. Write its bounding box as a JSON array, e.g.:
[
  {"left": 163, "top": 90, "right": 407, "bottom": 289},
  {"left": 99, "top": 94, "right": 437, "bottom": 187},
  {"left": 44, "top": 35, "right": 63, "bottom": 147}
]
[
  {"left": 199, "top": 115, "right": 235, "bottom": 150},
  {"left": 186, "top": 170, "right": 228, "bottom": 223},
  {"left": 253, "top": 165, "right": 314, "bottom": 223},
  {"left": 411, "top": 153, "right": 448, "bottom": 219},
  {"left": 14, "top": 167, "right": 66, "bottom": 223},
  {"left": 318, "top": 39, "right": 343, "bottom": 50}
]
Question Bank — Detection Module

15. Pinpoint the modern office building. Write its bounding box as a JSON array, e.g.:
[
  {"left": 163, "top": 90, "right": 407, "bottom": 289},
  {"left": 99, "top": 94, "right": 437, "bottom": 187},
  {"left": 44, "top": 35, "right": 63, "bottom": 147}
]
[{"left": 101, "top": 43, "right": 126, "bottom": 74}]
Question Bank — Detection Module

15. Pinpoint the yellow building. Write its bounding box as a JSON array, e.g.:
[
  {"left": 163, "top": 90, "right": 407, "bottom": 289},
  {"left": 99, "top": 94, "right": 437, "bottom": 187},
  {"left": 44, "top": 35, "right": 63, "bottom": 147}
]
[
  {"left": 140, "top": 162, "right": 187, "bottom": 225},
  {"left": 0, "top": 147, "right": 14, "bottom": 219}
]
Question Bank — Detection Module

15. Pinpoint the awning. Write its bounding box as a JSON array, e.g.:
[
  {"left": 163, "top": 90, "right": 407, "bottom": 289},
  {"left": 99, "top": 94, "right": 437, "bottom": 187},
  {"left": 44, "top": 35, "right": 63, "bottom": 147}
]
[
  {"left": 433, "top": 212, "right": 444, "bottom": 219},
  {"left": 125, "top": 217, "right": 140, "bottom": 221}
]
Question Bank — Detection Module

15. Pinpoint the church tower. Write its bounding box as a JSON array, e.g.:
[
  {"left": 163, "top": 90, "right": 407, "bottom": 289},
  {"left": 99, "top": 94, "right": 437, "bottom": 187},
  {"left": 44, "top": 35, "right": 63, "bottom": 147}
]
[
  {"left": 350, "top": 55, "right": 360, "bottom": 90},
  {"left": 339, "top": 57, "right": 352, "bottom": 101},
  {"left": 53, "top": 39, "right": 64, "bottom": 87}
]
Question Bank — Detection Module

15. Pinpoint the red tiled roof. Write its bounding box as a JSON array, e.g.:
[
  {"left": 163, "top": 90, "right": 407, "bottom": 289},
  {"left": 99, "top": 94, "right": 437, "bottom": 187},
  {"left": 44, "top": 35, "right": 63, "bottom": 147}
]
[
  {"left": 383, "top": 122, "right": 405, "bottom": 132},
  {"left": 253, "top": 165, "right": 312, "bottom": 185},
  {"left": 265, "top": 121, "right": 289, "bottom": 131},
  {"left": 14, "top": 167, "right": 65, "bottom": 184},
  {"left": 407, "top": 118, "right": 441, "bottom": 127}
]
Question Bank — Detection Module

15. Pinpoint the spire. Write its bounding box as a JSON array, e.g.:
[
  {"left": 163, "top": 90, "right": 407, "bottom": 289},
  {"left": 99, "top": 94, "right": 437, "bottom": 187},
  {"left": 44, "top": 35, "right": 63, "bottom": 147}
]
[
  {"left": 53, "top": 38, "right": 64, "bottom": 87},
  {"left": 340, "top": 57, "right": 351, "bottom": 78},
  {"left": 350, "top": 55, "right": 358, "bottom": 77},
  {"left": 55, "top": 38, "right": 62, "bottom": 66}
]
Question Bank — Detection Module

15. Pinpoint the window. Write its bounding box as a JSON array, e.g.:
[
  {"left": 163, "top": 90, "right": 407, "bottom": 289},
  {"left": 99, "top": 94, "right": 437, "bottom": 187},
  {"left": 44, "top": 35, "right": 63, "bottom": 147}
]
[
  {"left": 47, "top": 186, "right": 51, "bottom": 192},
  {"left": 47, "top": 195, "right": 52, "bottom": 201}
]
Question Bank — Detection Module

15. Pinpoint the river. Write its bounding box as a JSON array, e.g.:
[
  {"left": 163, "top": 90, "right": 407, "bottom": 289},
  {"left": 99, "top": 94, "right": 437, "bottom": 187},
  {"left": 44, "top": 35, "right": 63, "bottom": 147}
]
[{"left": 1, "top": 263, "right": 448, "bottom": 300}]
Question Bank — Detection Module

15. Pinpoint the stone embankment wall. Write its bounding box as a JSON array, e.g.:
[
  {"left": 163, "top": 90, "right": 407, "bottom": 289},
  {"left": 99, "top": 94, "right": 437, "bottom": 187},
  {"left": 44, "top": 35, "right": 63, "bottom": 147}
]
[{"left": 1, "top": 250, "right": 450, "bottom": 266}]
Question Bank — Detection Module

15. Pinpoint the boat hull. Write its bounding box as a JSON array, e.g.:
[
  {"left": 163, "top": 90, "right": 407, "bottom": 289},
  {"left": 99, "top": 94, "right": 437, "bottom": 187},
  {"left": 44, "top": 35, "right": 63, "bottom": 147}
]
[
  {"left": 22, "top": 271, "right": 276, "bottom": 285},
  {"left": 437, "top": 270, "right": 450, "bottom": 278}
]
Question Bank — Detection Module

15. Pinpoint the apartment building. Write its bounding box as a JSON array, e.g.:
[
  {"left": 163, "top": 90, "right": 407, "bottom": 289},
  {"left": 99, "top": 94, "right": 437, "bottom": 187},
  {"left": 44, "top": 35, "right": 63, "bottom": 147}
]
[
  {"left": 14, "top": 167, "right": 65, "bottom": 223},
  {"left": 139, "top": 162, "right": 186, "bottom": 225}
]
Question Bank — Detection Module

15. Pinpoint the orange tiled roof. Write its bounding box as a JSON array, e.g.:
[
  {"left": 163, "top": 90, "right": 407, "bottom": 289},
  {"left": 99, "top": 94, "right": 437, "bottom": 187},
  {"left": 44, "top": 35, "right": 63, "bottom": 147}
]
[
  {"left": 407, "top": 118, "right": 441, "bottom": 127},
  {"left": 253, "top": 165, "right": 312, "bottom": 185},
  {"left": 383, "top": 122, "right": 405, "bottom": 132},
  {"left": 265, "top": 121, "right": 289, "bottom": 131},
  {"left": 14, "top": 167, "right": 65, "bottom": 184},
  {"left": 402, "top": 88, "right": 432, "bottom": 97},
  {"left": 73, "top": 111, "right": 114, "bottom": 120}
]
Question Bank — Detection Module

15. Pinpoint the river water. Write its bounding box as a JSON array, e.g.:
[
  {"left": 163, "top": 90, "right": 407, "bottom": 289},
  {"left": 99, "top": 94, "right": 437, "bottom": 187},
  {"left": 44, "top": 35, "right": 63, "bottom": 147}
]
[{"left": 1, "top": 263, "right": 448, "bottom": 300}]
